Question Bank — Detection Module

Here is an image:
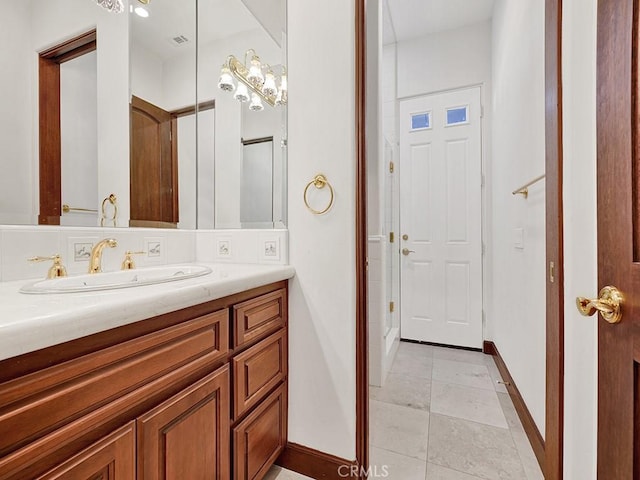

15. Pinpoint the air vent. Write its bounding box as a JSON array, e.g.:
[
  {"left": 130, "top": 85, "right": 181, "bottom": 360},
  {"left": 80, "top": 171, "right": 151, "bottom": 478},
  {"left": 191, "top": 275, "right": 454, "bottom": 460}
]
[{"left": 168, "top": 35, "right": 189, "bottom": 47}]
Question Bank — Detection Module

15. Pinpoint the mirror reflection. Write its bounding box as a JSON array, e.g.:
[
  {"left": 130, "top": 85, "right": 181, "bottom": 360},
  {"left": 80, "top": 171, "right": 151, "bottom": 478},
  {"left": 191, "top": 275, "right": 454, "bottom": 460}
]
[{"left": 0, "top": 0, "right": 286, "bottom": 229}]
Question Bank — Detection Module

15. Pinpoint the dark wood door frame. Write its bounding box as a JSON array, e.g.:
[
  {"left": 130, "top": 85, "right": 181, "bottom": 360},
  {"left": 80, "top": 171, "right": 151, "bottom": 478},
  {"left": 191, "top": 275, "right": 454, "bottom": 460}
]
[
  {"left": 38, "top": 30, "right": 97, "bottom": 226},
  {"left": 544, "top": 0, "right": 564, "bottom": 478},
  {"left": 354, "top": 0, "right": 564, "bottom": 478},
  {"left": 355, "top": 0, "right": 368, "bottom": 477}
]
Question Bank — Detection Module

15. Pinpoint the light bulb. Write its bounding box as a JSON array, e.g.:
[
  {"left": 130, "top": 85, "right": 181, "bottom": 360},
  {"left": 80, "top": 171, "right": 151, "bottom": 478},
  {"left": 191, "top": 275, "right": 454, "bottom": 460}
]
[
  {"left": 217, "top": 66, "right": 235, "bottom": 92},
  {"left": 262, "top": 72, "right": 277, "bottom": 97},
  {"left": 247, "top": 57, "right": 264, "bottom": 86},
  {"left": 234, "top": 83, "right": 250, "bottom": 102},
  {"left": 249, "top": 93, "right": 264, "bottom": 111},
  {"left": 134, "top": 6, "right": 149, "bottom": 17},
  {"left": 276, "top": 74, "right": 288, "bottom": 105}
]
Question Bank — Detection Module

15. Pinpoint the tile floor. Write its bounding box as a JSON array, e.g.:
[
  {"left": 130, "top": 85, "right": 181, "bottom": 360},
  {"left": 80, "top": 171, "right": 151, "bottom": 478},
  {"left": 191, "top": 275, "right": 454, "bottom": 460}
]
[
  {"left": 370, "top": 341, "right": 544, "bottom": 480},
  {"left": 265, "top": 341, "right": 543, "bottom": 480}
]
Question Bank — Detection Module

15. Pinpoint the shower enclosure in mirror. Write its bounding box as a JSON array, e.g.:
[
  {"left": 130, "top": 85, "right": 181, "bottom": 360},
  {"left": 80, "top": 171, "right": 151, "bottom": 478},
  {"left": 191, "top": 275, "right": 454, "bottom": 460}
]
[{"left": 0, "top": 0, "right": 287, "bottom": 229}]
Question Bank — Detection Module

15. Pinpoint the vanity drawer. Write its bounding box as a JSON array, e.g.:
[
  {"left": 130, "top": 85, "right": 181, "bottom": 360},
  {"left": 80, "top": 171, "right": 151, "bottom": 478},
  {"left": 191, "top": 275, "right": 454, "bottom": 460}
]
[
  {"left": 233, "top": 383, "right": 287, "bottom": 480},
  {"left": 233, "top": 330, "right": 287, "bottom": 420},
  {"left": 0, "top": 309, "right": 229, "bottom": 458},
  {"left": 233, "top": 288, "right": 286, "bottom": 349}
]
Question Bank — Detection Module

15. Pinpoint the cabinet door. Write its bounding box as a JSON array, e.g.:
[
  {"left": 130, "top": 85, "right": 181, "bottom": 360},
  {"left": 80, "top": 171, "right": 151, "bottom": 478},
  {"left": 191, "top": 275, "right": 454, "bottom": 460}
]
[
  {"left": 137, "top": 365, "right": 230, "bottom": 480},
  {"left": 37, "top": 422, "right": 136, "bottom": 480},
  {"left": 233, "top": 330, "right": 287, "bottom": 420},
  {"left": 233, "top": 383, "right": 287, "bottom": 480}
]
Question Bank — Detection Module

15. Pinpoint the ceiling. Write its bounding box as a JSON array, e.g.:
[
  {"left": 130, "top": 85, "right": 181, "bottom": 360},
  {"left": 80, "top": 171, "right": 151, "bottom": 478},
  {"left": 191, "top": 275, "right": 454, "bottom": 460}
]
[
  {"left": 131, "top": 0, "right": 284, "bottom": 61},
  {"left": 383, "top": 0, "right": 495, "bottom": 45}
]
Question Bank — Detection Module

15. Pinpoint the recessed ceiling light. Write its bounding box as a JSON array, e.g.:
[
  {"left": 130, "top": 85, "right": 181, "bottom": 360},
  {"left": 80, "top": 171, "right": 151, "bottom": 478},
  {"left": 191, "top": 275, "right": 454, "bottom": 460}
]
[{"left": 134, "top": 6, "right": 149, "bottom": 17}]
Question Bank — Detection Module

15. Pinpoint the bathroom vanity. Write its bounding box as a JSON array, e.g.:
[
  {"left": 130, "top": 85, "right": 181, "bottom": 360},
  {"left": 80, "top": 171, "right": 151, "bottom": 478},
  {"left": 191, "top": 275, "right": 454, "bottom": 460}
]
[{"left": 0, "top": 265, "right": 293, "bottom": 480}]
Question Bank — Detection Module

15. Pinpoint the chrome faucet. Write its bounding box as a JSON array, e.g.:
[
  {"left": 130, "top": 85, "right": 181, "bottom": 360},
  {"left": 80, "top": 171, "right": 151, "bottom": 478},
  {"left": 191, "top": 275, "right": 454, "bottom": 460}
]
[{"left": 89, "top": 238, "right": 118, "bottom": 274}]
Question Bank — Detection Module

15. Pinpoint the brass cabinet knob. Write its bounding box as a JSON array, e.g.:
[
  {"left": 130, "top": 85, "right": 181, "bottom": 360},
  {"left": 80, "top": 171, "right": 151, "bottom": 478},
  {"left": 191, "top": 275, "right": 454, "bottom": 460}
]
[
  {"left": 576, "top": 286, "right": 623, "bottom": 324},
  {"left": 402, "top": 248, "right": 415, "bottom": 256}
]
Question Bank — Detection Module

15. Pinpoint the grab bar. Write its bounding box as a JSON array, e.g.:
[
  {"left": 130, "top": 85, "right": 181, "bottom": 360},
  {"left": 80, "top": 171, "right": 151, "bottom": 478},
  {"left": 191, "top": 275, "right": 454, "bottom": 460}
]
[
  {"left": 512, "top": 174, "right": 545, "bottom": 199},
  {"left": 62, "top": 204, "right": 98, "bottom": 214}
]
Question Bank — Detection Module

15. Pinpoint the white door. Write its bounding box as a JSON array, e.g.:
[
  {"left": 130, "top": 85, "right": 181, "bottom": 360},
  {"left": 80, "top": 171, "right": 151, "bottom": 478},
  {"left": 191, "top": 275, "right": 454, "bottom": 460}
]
[{"left": 399, "top": 87, "right": 483, "bottom": 348}]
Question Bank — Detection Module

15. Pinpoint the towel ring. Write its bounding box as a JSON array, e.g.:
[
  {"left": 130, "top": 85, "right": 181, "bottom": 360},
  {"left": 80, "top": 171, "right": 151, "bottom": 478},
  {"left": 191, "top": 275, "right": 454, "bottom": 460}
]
[
  {"left": 100, "top": 194, "right": 118, "bottom": 227},
  {"left": 304, "top": 174, "right": 334, "bottom": 215}
]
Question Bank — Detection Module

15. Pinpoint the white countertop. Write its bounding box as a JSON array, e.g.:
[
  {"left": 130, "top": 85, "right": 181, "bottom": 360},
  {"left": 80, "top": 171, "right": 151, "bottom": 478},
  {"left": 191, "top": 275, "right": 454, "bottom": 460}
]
[{"left": 0, "top": 263, "right": 295, "bottom": 361}]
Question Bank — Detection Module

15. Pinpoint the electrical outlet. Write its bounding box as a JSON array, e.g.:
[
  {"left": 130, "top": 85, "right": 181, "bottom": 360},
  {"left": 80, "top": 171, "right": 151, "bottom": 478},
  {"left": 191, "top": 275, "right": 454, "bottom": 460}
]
[
  {"left": 144, "top": 237, "right": 165, "bottom": 263},
  {"left": 67, "top": 237, "right": 98, "bottom": 266},
  {"left": 217, "top": 239, "right": 231, "bottom": 258}
]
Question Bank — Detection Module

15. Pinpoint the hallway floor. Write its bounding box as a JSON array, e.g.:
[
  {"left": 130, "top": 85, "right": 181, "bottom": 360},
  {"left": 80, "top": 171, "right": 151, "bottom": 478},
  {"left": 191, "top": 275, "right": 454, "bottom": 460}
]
[{"left": 370, "top": 341, "right": 544, "bottom": 479}]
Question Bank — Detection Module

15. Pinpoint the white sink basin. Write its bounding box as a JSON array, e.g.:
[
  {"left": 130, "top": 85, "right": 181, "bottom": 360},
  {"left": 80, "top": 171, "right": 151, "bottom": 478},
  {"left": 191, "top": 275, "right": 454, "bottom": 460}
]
[{"left": 20, "top": 264, "right": 213, "bottom": 294}]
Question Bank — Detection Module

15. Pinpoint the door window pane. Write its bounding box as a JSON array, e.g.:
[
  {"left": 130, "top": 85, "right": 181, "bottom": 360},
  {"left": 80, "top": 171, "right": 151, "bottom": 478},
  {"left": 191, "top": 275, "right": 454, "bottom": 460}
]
[
  {"left": 411, "top": 112, "right": 431, "bottom": 130},
  {"left": 446, "top": 106, "right": 469, "bottom": 126}
]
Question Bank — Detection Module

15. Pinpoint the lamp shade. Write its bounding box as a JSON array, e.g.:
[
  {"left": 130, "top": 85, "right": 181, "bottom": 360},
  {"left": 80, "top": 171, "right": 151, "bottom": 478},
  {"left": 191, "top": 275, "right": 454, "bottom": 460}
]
[
  {"left": 249, "top": 93, "right": 264, "bottom": 111},
  {"left": 234, "top": 82, "right": 250, "bottom": 102},
  {"left": 217, "top": 66, "right": 235, "bottom": 92},
  {"left": 247, "top": 57, "right": 264, "bottom": 86},
  {"left": 262, "top": 72, "right": 277, "bottom": 97},
  {"left": 96, "top": 0, "right": 124, "bottom": 13}
]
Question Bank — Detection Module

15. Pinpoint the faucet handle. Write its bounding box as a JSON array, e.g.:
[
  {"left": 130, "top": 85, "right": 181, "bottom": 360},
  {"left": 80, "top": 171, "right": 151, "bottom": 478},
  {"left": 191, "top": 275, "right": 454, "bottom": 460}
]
[
  {"left": 28, "top": 254, "right": 68, "bottom": 279},
  {"left": 121, "top": 251, "right": 146, "bottom": 270}
]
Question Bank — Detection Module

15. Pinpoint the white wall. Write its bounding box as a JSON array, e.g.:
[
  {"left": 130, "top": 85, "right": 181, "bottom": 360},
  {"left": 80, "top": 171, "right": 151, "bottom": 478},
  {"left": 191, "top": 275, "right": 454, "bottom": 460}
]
[
  {"left": 562, "top": 0, "right": 598, "bottom": 476},
  {"left": 130, "top": 43, "right": 165, "bottom": 108},
  {"left": 490, "top": 0, "right": 546, "bottom": 435},
  {"left": 60, "top": 52, "right": 98, "bottom": 227},
  {"left": 287, "top": 0, "right": 356, "bottom": 460},
  {"left": 397, "top": 21, "right": 492, "bottom": 99},
  {"left": 367, "top": 0, "right": 383, "bottom": 235},
  {"left": 0, "top": 1, "right": 33, "bottom": 224}
]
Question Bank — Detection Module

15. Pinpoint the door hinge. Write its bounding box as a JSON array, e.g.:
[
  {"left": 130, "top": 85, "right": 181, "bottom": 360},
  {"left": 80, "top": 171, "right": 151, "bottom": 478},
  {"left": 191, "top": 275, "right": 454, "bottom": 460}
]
[
  {"left": 549, "top": 261, "right": 555, "bottom": 283},
  {"left": 481, "top": 174, "right": 486, "bottom": 187},
  {"left": 389, "top": 232, "right": 395, "bottom": 243},
  {"left": 482, "top": 243, "right": 486, "bottom": 256},
  {"left": 389, "top": 161, "right": 395, "bottom": 174},
  {"left": 482, "top": 310, "right": 486, "bottom": 324},
  {"left": 390, "top": 301, "right": 395, "bottom": 313},
  {"left": 481, "top": 105, "right": 485, "bottom": 118},
  {"left": 169, "top": 130, "right": 172, "bottom": 141}
]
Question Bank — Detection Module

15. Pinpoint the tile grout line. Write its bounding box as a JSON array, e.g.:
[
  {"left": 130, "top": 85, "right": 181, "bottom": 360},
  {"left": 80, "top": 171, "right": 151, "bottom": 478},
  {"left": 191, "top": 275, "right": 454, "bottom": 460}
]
[{"left": 424, "top": 348, "right": 435, "bottom": 479}]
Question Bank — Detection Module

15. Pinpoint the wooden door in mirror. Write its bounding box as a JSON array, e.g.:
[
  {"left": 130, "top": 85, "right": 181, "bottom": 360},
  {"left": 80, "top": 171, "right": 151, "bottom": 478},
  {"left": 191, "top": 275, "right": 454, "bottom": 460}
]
[{"left": 130, "top": 96, "right": 179, "bottom": 228}]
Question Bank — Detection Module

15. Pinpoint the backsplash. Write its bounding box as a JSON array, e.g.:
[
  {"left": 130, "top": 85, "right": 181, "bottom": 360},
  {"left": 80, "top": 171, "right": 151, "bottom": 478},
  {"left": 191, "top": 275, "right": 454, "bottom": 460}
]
[{"left": 0, "top": 226, "right": 288, "bottom": 282}]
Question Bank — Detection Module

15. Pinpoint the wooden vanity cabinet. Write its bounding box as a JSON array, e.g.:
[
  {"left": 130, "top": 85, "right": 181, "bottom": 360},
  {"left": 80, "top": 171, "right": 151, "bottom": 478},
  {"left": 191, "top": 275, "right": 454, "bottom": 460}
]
[
  {"left": 137, "top": 366, "right": 231, "bottom": 479},
  {"left": 0, "top": 281, "right": 288, "bottom": 480},
  {"left": 37, "top": 422, "right": 136, "bottom": 480},
  {"left": 230, "top": 289, "right": 288, "bottom": 480}
]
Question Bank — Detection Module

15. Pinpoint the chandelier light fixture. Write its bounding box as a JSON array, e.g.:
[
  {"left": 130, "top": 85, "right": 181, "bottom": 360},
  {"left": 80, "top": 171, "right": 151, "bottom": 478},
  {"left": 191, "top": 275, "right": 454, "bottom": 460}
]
[
  {"left": 94, "top": 0, "right": 125, "bottom": 13},
  {"left": 217, "top": 49, "right": 287, "bottom": 111}
]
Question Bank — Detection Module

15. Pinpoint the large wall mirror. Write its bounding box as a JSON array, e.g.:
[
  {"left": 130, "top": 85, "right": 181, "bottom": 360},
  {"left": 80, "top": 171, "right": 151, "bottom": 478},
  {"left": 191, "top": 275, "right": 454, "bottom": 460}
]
[{"left": 0, "top": 0, "right": 287, "bottom": 229}]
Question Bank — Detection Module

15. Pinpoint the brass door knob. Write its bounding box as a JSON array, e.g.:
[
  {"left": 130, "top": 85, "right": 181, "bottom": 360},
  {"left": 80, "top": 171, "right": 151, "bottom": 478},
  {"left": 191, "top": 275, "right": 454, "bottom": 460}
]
[
  {"left": 576, "top": 286, "right": 623, "bottom": 324},
  {"left": 402, "top": 248, "right": 415, "bottom": 256}
]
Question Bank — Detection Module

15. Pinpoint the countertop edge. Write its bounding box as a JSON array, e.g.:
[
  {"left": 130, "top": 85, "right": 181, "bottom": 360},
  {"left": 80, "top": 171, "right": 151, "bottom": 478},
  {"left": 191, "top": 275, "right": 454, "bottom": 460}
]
[{"left": 0, "top": 263, "right": 295, "bottom": 362}]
